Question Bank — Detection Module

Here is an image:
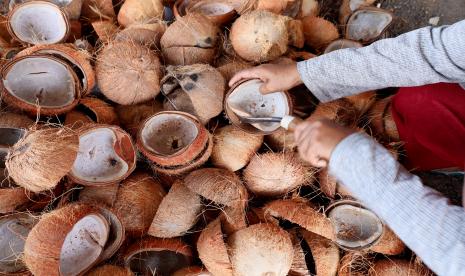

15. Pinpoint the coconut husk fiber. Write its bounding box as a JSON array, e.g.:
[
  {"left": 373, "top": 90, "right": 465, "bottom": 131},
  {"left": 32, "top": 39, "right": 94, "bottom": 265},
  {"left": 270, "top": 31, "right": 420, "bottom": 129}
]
[
  {"left": 87, "top": 265, "right": 134, "bottom": 276},
  {"left": 300, "top": 229, "right": 340, "bottom": 276}
]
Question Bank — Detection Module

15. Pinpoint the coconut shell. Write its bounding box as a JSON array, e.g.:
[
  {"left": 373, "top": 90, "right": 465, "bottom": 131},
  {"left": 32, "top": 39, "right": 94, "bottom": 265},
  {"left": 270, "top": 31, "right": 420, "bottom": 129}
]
[
  {"left": 288, "top": 229, "right": 310, "bottom": 276},
  {"left": 148, "top": 180, "right": 202, "bottom": 238},
  {"left": 185, "top": 0, "right": 237, "bottom": 26},
  {"left": 78, "top": 97, "right": 119, "bottom": 125},
  {"left": 173, "top": 266, "right": 213, "bottom": 276},
  {"left": 228, "top": 223, "right": 294, "bottom": 276},
  {"left": 301, "top": 230, "right": 340, "bottom": 276},
  {"left": 368, "top": 259, "right": 428, "bottom": 276},
  {"left": 324, "top": 39, "right": 363, "bottom": 54},
  {"left": 87, "top": 265, "right": 134, "bottom": 276},
  {"left": 112, "top": 172, "right": 166, "bottom": 237},
  {"left": 338, "top": 252, "right": 374, "bottom": 276},
  {"left": 115, "top": 22, "right": 167, "bottom": 48},
  {"left": 339, "top": 0, "right": 375, "bottom": 24},
  {"left": 370, "top": 226, "right": 405, "bottom": 255},
  {"left": 318, "top": 168, "right": 337, "bottom": 198},
  {"left": 302, "top": 16, "right": 339, "bottom": 50},
  {"left": 79, "top": 183, "right": 119, "bottom": 207},
  {"left": 217, "top": 60, "right": 252, "bottom": 83},
  {"left": 243, "top": 152, "right": 313, "bottom": 197},
  {"left": 95, "top": 205, "right": 126, "bottom": 261},
  {"left": 96, "top": 41, "right": 162, "bottom": 105},
  {"left": 345, "top": 7, "right": 393, "bottom": 44},
  {"left": 0, "top": 112, "right": 32, "bottom": 129},
  {"left": 197, "top": 218, "right": 233, "bottom": 276},
  {"left": 211, "top": 125, "right": 263, "bottom": 171},
  {"left": 6, "top": 127, "right": 78, "bottom": 192},
  {"left": 122, "top": 237, "right": 193, "bottom": 275},
  {"left": 117, "top": 0, "right": 164, "bottom": 27},
  {"left": 116, "top": 100, "right": 163, "bottom": 137},
  {"left": 81, "top": 0, "right": 116, "bottom": 20},
  {"left": 309, "top": 98, "right": 357, "bottom": 127},
  {"left": 91, "top": 20, "right": 119, "bottom": 43}
]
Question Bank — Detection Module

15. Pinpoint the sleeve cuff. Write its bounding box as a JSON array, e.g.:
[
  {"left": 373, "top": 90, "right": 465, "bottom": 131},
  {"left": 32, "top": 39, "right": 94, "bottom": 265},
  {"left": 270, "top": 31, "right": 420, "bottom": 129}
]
[
  {"left": 328, "top": 132, "right": 371, "bottom": 176},
  {"left": 297, "top": 60, "right": 334, "bottom": 103}
]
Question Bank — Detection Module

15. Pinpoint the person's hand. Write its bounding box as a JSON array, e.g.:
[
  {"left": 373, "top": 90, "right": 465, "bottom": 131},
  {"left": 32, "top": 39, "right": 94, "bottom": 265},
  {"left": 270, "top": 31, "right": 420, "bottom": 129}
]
[
  {"left": 294, "top": 119, "right": 356, "bottom": 167},
  {"left": 228, "top": 61, "right": 303, "bottom": 94}
]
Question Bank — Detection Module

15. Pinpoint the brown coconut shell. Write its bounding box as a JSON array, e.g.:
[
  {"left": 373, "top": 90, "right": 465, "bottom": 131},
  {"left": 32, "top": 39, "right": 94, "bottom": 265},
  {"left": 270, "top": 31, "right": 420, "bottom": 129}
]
[
  {"left": 370, "top": 226, "right": 405, "bottom": 255},
  {"left": 95, "top": 205, "right": 126, "bottom": 261},
  {"left": 81, "top": 0, "right": 116, "bottom": 20},
  {"left": 211, "top": 125, "right": 263, "bottom": 171},
  {"left": 122, "top": 237, "right": 193, "bottom": 275},
  {"left": 324, "top": 39, "right": 363, "bottom": 54},
  {"left": 182, "top": 0, "right": 237, "bottom": 26},
  {"left": 309, "top": 98, "right": 357, "bottom": 127},
  {"left": 78, "top": 97, "right": 119, "bottom": 125},
  {"left": 0, "top": 112, "right": 33, "bottom": 129},
  {"left": 96, "top": 41, "right": 162, "bottom": 105},
  {"left": 24, "top": 203, "right": 110, "bottom": 276},
  {"left": 6, "top": 127, "right": 78, "bottom": 192},
  {"left": 148, "top": 180, "right": 202, "bottom": 238},
  {"left": 79, "top": 182, "right": 120, "bottom": 206},
  {"left": 302, "top": 16, "right": 339, "bottom": 51},
  {"left": 345, "top": 7, "right": 394, "bottom": 44},
  {"left": 91, "top": 20, "right": 119, "bottom": 43},
  {"left": 368, "top": 259, "right": 429, "bottom": 276},
  {"left": 197, "top": 218, "right": 233, "bottom": 276},
  {"left": 69, "top": 125, "right": 136, "bottom": 186},
  {"left": 217, "top": 60, "right": 252, "bottom": 83},
  {"left": 116, "top": 99, "right": 163, "bottom": 137},
  {"left": 64, "top": 110, "right": 93, "bottom": 129},
  {"left": 115, "top": 22, "right": 167, "bottom": 48},
  {"left": 117, "top": 0, "right": 164, "bottom": 27},
  {"left": 339, "top": 0, "right": 375, "bottom": 25},
  {"left": 367, "top": 96, "right": 399, "bottom": 141},
  {"left": 288, "top": 229, "right": 310, "bottom": 276},
  {"left": 318, "top": 168, "right": 337, "bottom": 198},
  {"left": 265, "top": 128, "right": 297, "bottom": 152},
  {"left": 243, "top": 152, "right": 313, "bottom": 197},
  {"left": 228, "top": 223, "right": 294, "bottom": 276},
  {"left": 301, "top": 230, "right": 340, "bottom": 276},
  {"left": 112, "top": 172, "right": 166, "bottom": 237},
  {"left": 173, "top": 266, "right": 213, "bottom": 276},
  {"left": 87, "top": 265, "right": 134, "bottom": 276}
]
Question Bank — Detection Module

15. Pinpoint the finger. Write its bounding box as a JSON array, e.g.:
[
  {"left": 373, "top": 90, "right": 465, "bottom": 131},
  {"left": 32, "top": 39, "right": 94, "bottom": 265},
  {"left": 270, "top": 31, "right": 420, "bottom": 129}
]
[
  {"left": 314, "top": 158, "right": 328, "bottom": 168},
  {"left": 229, "top": 68, "right": 265, "bottom": 87},
  {"left": 259, "top": 83, "right": 273, "bottom": 94},
  {"left": 294, "top": 122, "right": 313, "bottom": 142}
]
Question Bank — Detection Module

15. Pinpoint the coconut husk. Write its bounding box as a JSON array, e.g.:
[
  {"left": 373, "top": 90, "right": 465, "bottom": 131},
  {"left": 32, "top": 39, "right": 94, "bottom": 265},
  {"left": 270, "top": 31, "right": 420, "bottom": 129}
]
[
  {"left": 309, "top": 98, "right": 357, "bottom": 127},
  {"left": 161, "top": 64, "right": 225, "bottom": 124},
  {"left": 163, "top": 46, "right": 217, "bottom": 66},
  {"left": 301, "top": 230, "right": 340, "bottom": 276},
  {"left": 253, "top": 0, "right": 301, "bottom": 17},
  {"left": 302, "top": 16, "right": 339, "bottom": 51},
  {"left": 69, "top": 125, "right": 136, "bottom": 186},
  {"left": 87, "top": 265, "right": 134, "bottom": 276},
  {"left": 318, "top": 168, "right": 337, "bottom": 198},
  {"left": 24, "top": 203, "right": 110, "bottom": 276},
  {"left": 222, "top": 203, "right": 248, "bottom": 234},
  {"left": 6, "top": 127, "right": 78, "bottom": 192},
  {"left": 64, "top": 110, "right": 93, "bottom": 129},
  {"left": 148, "top": 180, "right": 202, "bottom": 238},
  {"left": 122, "top": 237, "right": 193, "bottom": 275},
  {"left": 211, "top": 125, "right": 263, "bottom": 171},
  {"left": 324, "top": 39, "right": 363, "bottom": 54},
  {"left": 367, "top": 96, "right": 399, "bottom": 142},
  {"left": 197, "top": 218, "right": 233, "bottom": 276},
  {"left": 338, "top": 252, "right": 374, "bottom": 276},
  {"left": 112, "top": 172, "right": 166, "bottom": 237},
  {"left": 286, "top": 50, "right": 316, "bottom": 61},
  {"left": 216, "top": 60, "right": 252, "bottom": 83},
  {"left": 368, "top": 259, "right": 430, "bottom": 276},
  {"left": 345, "top": 91, "right": 377, "bottom": 116},
  {"left": 173, "top": 266, "right": 213, "bottom": 276},
  {"left": 265, "top": 128, "right": 297, "bottom": 152},
  {"left": 228, "top": 223, "right": 294, "bottom": 276},
  {"left": 81, "top": 0, "right": 115, "bottom": 21},
  {"left": 339, "top": 0, "right": 375, "bottom": 24},
  {"left": 117, "top": 0, "right": 164, "bottom": 27},
  {"left": 115, "top": 22, "right": 167, "bottom": 48},
  {"left": 243, "top": 152, "right": 313, "bottom": 197},
  {"left": 96, "top": 41, "right": 162, "bottom": 105},
  {"left": 370, "top": 226, "right": 405, "bottom": 255},
  {"left": 345, "top": 7, "right": 393, "bottom": 44},
  {"left": 79, "top": 183, "right": 119, "bottom": 206},
  {"left": 298, "top": 0, "right": 318, "bottom": 18},
  {"left": 77, "top": 97, "right": 119, "bottom": 125},
  {"left": 288, "top": 230, "right": 310, "bottom": 276},
  {"left": 91, "top": 20, "right": 119, "bottom": 43},
  {"left": 0, "top": 112, "right": 32, "bottom": 129},
  {"left": 287, "top": 19, "right": 305, "bottom": 48},
  {"left": 0, "top": 185, "right": 30, "bottom": 214},
  {"left": 115, "top": 100, "right": 163, "bottom": 137}
]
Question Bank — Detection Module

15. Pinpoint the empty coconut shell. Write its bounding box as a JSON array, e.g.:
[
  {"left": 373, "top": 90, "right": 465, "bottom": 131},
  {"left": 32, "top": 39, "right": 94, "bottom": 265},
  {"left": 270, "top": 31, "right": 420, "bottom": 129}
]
[
  {"left": 96, "top": 41, "right": 162, "bottom": 105},
  {"left": 122, "top": 237, "right": 193, "bottom": 275},
  {"left": 345, "top": 7, "right": 393, "bottom": 44},
  {"left": 115, "top": 22, "right": 167, "bottom": 48},
  {"left": 339, "top": 0, "right": 375, "bottom": 24},
  {"left": 302, "top": 16, "right": 339, "bottom": 50},
  {"left": 117, "top": 0, "right": 164, "bottom": 27},
  {"left": 324, "top": 38, "right": 363, "bottom": 54},
  {"left": 173, "top": 266, "right": 213, "bottom": 276},
  {"left": 300, "top": 230, "right": 340, "bottom": 276},
  {"left": 87, "top": 265, "right": 134, "bottom": 276},
  {"left": 81, "top": 0, "right": 116, "bottom": 20},
  {"left": 69, "top": 125, "right": 136, "bottom": 186},
  {"left": 180, "top": 0, "right": 236, "bottom": 26}
]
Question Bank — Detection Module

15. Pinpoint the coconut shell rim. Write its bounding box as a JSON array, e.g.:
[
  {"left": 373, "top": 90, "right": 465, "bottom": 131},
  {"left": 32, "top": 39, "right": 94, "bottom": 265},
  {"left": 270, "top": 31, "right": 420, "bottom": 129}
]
[{"left": 345, "top": 7, "right": 394, "bottom": 44}]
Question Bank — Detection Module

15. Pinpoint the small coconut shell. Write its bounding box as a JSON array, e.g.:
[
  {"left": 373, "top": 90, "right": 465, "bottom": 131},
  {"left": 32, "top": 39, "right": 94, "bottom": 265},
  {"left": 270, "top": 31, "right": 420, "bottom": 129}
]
[
  {"left": 324, "top": 39, "right": 363, "bottom": 54},
  {"left": 112, "top": 172, "right": 166, "bottom": 237},
  {"left": 339, "top": 0, "right": 375, "bottom": 24},
  {"left": 81, "top": 0, "right": 116, "bottom": 20},
  {"left": 96, "top": 41, "right": 162, "bottom": 105},
  {"left": 318, "top": 168, "right": 337, "bottom": 198},
  {"left": 345, "top": 7, "right": 393, "bottom": 44},
  {"left": 87, "top": 265, "right": 134, "bottom": 276},
  {"left": 370, "top": 226, "right": 405, "bottom": 255},
  {"left": 117, "top": 0, "right": 164, "bottom": 27},
  {"left": 228, "top": 223, "right": 294, "bottom": 276},
  {"left": 302, "top": 16, "right": 339, "bottom": 50},
  {"left": 6, "top": 127, "right": 78, "bottom": 192},
  {"left": 115, "top": 22, "right": 167, "bottom": 48},
  {"left": 148, "top": 180, "right": 202, "bottom": 238},
  {"left": 116, "top": 100, "right": 163, "bottom": 137},
  {"left": 368, "top": 259, "right": 427, "bottom": 276},
  {"left": 122, "top": 237, "right": 193, "bottom": 275},
  {"left": 0, "top": 112, "right": 33, "bottom": 129},
  {"left": 301, "top": 230, "right": 340, "bottom": 276},
  {"left": 173, "top": 266, "right": 213, "bottom": 276}
]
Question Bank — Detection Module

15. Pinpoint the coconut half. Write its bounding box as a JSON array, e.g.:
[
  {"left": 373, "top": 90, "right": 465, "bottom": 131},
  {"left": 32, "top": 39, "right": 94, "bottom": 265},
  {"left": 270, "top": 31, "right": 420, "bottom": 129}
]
[
  {"left": 0, "top": 213, "right": 38, "bottom": 275},
  {"left": 115, "top": 22, "right": 167, "bottom": 48},
  {"left": 339, "top": 0, "right": 375, "bottom": 24},
  {"left": 117, "top": 0, "right": 164, "bottom": 27},
  {"left": 187, "top": 0, "right": 236, "bottom": 25},
  {"left": 345, "top": 7, "right": 393, "bottom": 44},
  {"left": 302, "top": 16, "right": 339, "bottom": 50},
  {"left": 324, "top": 39, "right": 363, "bottom": 54},
  {"left": 300, "top": 229, "right": 340, "bottom": 276},
  {"left": 226, "top": 79, "right": 292, "bottom": 134},
  {"left": 70, "top": 125, "right": 136, "bottom": 186},
  {"left": 8, "top": 1, "right": 69, "bottom": 45}
]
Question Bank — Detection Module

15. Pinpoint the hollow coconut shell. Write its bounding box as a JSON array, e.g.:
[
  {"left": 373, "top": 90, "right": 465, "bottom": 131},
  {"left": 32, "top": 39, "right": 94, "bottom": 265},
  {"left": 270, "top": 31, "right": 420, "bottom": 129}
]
[
  {"left": 115, "top": 22, "right": 167, "bottom": 48},
  {"left": 69, "top": 125, "right": 136, "bottom": 186},
  {"left": 345, "top": 7, "right": 394, "bottom": 44},
  {"left": 184, "top": 0, "right": 237, "bottom": 26},
  {"left": 24, "top": 203, "right": 110, "bottom": 276},
  {"left": 0, "top": 112, "right": 33, "bottom": 129},
  {"left": 148, "top": 180, "right": 202, "bottom": 238},
  {"left": 368, "top": 259, "right": 429, "bottom": 276},
  {"left": 6, "top": 127, "right": 78, "bottom": 192},
  {"left": 87, "top": 265, "right": 134, "bottom": 276},
  {"left": 91, "top": 20, "right": 119, "bottom": 43},
  {"left": 116, "top": 99, "right": 163, "bottom": 137},
  {"left": 112, "top": 172, "right": 166, "bottom": 237},
  {"left": 339, "top": 0, "right": 375, "bottom": 25},
  {"left": 243, "top": 152, "right": 313, "bottom": 197},
  {"left": 302, "top": 16, "right": 339, "bottom": 51},
  {"left": 96, "top": 41, "right": 162, "bottom": 105},
  {"left": 301, "top": 229, "right": 340, "bottom": 276},
  {"left": 122, "top": 237, "right": 193, "bottom": 275},
  {"left": 81, "top": 0, "right": 116, "bottom": 20},
  {"left": 117, "top": 0, "right": 164, "bottom": 27},
  {"left": 173, "top": 266, "right": 213, "bottom": 276},
  {"left": 228, "top": 223, "right": 294, "bottom": 276}
]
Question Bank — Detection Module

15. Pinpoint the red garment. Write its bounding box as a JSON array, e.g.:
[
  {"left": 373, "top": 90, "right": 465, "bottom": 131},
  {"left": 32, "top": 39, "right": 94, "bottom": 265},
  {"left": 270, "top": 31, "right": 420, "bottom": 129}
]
[{"left": 391, "top": 83, "right": 465, "bottom": 171}]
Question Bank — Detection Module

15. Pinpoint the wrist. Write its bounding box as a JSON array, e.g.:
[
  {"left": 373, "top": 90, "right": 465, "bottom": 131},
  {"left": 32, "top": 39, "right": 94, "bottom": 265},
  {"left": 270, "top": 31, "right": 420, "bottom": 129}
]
[{"left": 289, "top": 62, "right": 303, "bottom": 87}]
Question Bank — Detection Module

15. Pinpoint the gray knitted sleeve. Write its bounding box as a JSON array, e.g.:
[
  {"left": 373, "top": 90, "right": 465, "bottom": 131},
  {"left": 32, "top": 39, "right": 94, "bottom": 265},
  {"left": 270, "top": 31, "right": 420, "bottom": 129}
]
[{"left": 297, "top": 20, "right": 465, "bottom": 102}]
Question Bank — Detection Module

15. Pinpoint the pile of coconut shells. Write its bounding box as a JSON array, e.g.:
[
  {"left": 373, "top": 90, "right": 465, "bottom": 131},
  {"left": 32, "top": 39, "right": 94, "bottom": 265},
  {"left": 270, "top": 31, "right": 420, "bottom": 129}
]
[{"left": 0, "top": 0, "right": 433, "bottom": 275}]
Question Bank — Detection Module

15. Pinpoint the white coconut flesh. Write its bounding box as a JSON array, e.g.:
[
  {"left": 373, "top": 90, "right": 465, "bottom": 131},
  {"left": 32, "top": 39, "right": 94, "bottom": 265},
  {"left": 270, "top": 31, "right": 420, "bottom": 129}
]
[
  {"left": 72, "top": 128, "right": 129, "bottom": 183},
  {"left": 9, "top": 2, "right": 68, "bottom": 44},
  {"left": 60, "top": 214, "right": 109, "bottom": 276},
  {"left": 228, "top": 79, "right": 290, "bottom": 132},
  {"left": 328, "top": 204, "right": 383, "bottom": 249},
  {"left": 191, "top": 2, "right": 234, "bottom": 16},
  {"left": 141, "top": 114, "right": 199, "bottom": 156},
  {"left": 347, "top": 10, "right": 393, "bottom": 41},
  {"left": 128, "top": 250, "right": 191, "bottom": 275},
  {"left": 3, "top": 57, "right": 76, "bottom": 108}
]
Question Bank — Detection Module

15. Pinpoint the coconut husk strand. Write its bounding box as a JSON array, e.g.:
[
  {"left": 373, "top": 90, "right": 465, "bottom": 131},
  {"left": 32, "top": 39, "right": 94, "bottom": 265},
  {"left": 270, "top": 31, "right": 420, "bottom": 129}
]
[
  {"left": 324, "top": 39, "right": 363, "bottom": 54},
  {"left": 338, "top": 252, "right": 374, "bottom": 276},
  {"left": 173, "top": 266, "right": 213, "bottom": 276},
  {"left": 339, "top": 0, "right": 375, "bottom": 24},
  {"left": 148, "top": 180, "right": 202, "bottom": 238},
  {"left": 24, "top": 203, "right": 110, "bottom": 276},
  {"left": 370, "top": 226, "right": 405, "bottom": 255},
  {"left": 243, "top": 152, "right": 314, "bottom": 197},
  {"left": 161, "top": 64, "right": 225, "bottom": 125},
  {"left": 69, "top": 125, "right": 136, "bottom": 186},
  {"left": 116, "top": 100, "right": 163, "bottom": 137},
  {"left": 96, "top": 41, "right": 162, "bottom": 105},
  {"left": 368, "top": 259, "right": 432, "bottom": 276},
  {"left": 211, "top": 125, "right": 263, "bottom": 171},
  {"left": 122, "top": 237, "right": 193, "bottom": 275},
  {"left": 112, "top": 172, "right": 166, "bottom": 237},
  {"left": 288, "top": 230, "right": 310, "bottom": 276},
  {"left": 87, "top": 265, "right": 134, "bottom": 276},
  {"left": 6, "top": 127, "right": 78, "bottom": 193},
  {"left": 81, "top": 0, "right": 115, "bottom": 20},
  {"left": 117, "top": 0, "right": 164, "bottom": 27},
  {"left": 302, "top": 16, "right": 339, "bottom": 51},
  {"left": 345, "top": 7, "right": 394, "bottom": 44},
  {"left": 7, "top": 1, "right": 70, "bottom": 45},
  {"left": 265, "top": 128, "right": 297, "bottom": 152},
  {"left": 0, "top": 112, "right": 32, "bottom": 129},
  {"left": 1, "top": 55, "right": 81, "bottom": 116},
  {"left": 91, "top": 20, "right": 119, "bottom": 43},
  {"left": 228, "top": 223, "right": 294, "bottom": 276},
  {"left": 301, "top": 230, "right": 340, "bottom": 276},
  {"left": 308, "top": 98, "right": 358, "bottom": 127},
  {"left": 367, "top": 96, "right": 399, "bottom": 142},
  {"left": 197, "top": 218, "right": 233, "bottom": 276},
  {"left": 115, "top": 22, "right": 167, "bottom": 48},
  {"left": 79, "top": 182, "right": 119, "bottom": 207}
]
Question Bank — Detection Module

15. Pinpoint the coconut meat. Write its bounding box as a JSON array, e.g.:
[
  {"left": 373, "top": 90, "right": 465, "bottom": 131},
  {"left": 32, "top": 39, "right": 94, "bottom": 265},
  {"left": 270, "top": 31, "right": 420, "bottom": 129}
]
[
  {"left": 72, "top": 128, "right": 129, "bottom": 183},
  {"left": 328, "top": 204, "right": 383, "bottom": 249},
  {"left": 128, "top": 250, "right": 191, "bottom": 275},
  {"left": 0, "top": 215, "right": 34, "bottom": 273},
  {"left": 141, "top": 113, "right": 199, "bottom": 156},
  {"left": 191, "top": 2, "right": 234, "bottom": 16},
  {"left": 228, "top": 79, "right": 290, "bottom": 132},
  {"left": 347, "top": 10, "right": 393, "bottom": 42},
  {"left": 60, "top": 214, "right": 109, "bottom": 276},
  {"left": 3, "top": 57, "right": 76, "bottom": 108},
  {"left": 9, "top": 2, "right": 68, "bottom": 44}
]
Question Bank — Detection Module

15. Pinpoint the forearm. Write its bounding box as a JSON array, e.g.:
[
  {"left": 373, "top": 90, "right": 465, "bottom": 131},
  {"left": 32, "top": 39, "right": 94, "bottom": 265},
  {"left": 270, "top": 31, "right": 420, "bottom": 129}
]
[
  {"left": 297, "top": 20, "right": 465, "bottom": 102},
  {"left": 329, "top": 133, "right": 465, "bottom": 275}
]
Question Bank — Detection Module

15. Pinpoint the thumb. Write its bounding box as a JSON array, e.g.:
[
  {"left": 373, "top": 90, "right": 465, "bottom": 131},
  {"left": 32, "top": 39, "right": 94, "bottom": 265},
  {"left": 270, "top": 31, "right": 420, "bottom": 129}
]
[{"left": 259, "top": 82, "right": 273, "bottom": 94}]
